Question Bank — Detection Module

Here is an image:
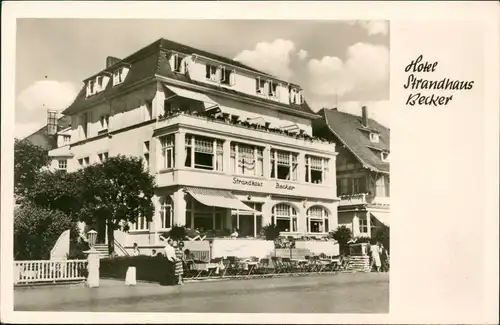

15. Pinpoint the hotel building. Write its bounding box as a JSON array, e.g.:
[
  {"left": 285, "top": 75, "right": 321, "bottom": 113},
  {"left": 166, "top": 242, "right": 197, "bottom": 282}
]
[
  {"left": 313, "top": 107, "right": 390, "bottom": 238},
  {"left": 48, "top": 38, "right": 339, "bottom": 254}
]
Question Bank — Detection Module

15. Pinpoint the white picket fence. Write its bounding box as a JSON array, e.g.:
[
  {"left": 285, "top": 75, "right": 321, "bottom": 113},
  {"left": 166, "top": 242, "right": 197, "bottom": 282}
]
[{"left": 14, "top": 260, "right": 88, "bottom": 285}]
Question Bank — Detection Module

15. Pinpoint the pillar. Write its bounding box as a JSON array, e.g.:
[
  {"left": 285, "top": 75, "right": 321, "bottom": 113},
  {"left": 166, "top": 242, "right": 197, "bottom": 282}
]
[
  {"left": 173, "top": 188, "right": 187, "bottom": 226},
  {"left": 86, "top": 249, "right": 100, "bottom": 288},
  {"left": 263, "top": 146, "right": 271, "bottom": 178},
  {"left": 366, "top": 211, "right": 372, "bottom": 238},
  {"left": 150, "top": 195, "right": 161, "bottom": 245},
  {"left": 298, "top": 152, "right": 306, "bottom": 183},
  {"left": 297, "top": 202, "right": 308, "bottom": 234},
  {"left": 174, "top": 132, "right": 185, "bottom": 169},
  {"left": 223, "top": 139, "right": 231, "bottom": 173},
  {"left": 352, "top": 212, "right": 360, "bottom": 237}
]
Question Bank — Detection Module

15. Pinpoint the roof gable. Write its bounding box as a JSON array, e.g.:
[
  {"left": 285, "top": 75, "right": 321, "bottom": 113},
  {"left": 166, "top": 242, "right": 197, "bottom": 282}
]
[{"left": 321, "top": 108, "right": 390, "bottom": 173}]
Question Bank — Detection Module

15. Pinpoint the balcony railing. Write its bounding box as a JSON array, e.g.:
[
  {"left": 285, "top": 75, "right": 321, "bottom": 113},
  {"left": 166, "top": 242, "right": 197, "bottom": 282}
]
[{"left": 338, "top": 193, "right": 390, "bottom": 206}]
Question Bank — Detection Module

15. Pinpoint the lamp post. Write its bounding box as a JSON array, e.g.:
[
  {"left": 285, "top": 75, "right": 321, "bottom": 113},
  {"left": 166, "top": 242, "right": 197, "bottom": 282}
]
[
  {"left": 84, "top": 229, "right": 100, "bottom": 288},
  {"left": 208, "top": 238, "right": 214, "bottom": 261}
]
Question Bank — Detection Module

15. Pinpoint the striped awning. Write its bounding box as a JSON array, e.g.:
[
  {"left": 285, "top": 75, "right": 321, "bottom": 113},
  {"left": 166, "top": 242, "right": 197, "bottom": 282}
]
[
  {"left": 371, "top": 212, "right": 390, "bottom": 226},
  {"left": 185, "top": 187, "right": 255, "bottom": 212},
  {"left": 163, "top": 84, "right": 218, "bottom": 109}
]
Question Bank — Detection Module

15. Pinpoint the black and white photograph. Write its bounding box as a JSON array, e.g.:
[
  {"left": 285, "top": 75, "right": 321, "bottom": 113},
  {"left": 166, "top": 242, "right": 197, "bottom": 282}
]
[
  {"left": 1, "top": 2, "right": 498, "bottom": 324},
  {"left": 12, "top": 18, "right": 390, "bottom": 313}
]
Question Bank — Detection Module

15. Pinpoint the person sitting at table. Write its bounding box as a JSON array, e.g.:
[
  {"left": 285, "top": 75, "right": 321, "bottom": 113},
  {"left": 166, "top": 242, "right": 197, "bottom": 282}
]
[{"left": 230, "top": 228, "right": 239, "bottom": 238}]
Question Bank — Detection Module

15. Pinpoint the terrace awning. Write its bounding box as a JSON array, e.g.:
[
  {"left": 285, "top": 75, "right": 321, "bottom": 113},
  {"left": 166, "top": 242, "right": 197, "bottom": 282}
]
[
  {"left": 371, "top": 212, "right": 390, "bottom": 226},
  {"left": 163, "top": 84, "right": 218, "bottom": 109},
  {"left": 185, "top": 187, "right": 255, "bottom": 212}
]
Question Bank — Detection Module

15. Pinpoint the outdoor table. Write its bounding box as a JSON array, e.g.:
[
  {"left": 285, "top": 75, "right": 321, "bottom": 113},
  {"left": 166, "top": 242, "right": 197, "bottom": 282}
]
[{"left": 193, "top": 262, "right": 219, "bottom": 277}]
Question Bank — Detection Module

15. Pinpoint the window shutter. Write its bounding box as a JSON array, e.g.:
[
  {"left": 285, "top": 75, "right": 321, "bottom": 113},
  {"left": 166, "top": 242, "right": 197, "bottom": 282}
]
[
  {"left": 205, "top": 65, "right": 211, "bottom": 79},
  {"left": 170, "top": 54, "right": 177, "bottom": 71},
  {"left": 182, "top": 59, "right": 187, "bottom": 74},
  {"left": 216, "top": 67, "right": 222, "bottom": 81},
  {"left": 256, "top": 77, "right": 261, "bottom": 93},
  {"left": 230, "top": 69, "right": 236, "bottom": 85},
  {"left": 276, "top": 83, "right": 281, "bottom": 98},
  {"left": 220, "top": 66, "right": 226, "bottom": 82}
]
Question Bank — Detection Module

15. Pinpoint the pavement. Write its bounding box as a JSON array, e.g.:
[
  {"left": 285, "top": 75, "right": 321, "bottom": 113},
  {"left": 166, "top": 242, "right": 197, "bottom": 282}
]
[{"left": 14, "top": 272, "right": 389, "bottom": 313}]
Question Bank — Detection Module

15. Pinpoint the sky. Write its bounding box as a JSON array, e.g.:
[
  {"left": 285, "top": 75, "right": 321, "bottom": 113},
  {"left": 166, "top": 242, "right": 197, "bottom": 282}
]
[{"left": 15, "top": 19, "right": 390, "bottom": 139}]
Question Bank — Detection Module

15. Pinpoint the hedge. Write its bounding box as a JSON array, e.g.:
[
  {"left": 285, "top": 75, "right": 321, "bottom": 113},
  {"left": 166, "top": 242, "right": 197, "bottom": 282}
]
[{"left": 100, "top": 255, "right": 176, "bottom": 286}]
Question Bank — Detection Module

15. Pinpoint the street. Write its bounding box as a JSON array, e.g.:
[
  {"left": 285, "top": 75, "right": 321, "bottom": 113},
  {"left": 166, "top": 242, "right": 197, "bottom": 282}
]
[{"left": 15, "top": 272, "right": 389, "bottom": 313}]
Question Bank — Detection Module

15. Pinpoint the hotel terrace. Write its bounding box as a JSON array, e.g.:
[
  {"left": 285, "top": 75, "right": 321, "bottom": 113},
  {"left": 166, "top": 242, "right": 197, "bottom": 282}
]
[{"left": 48, "top": 38, "right": 340, "bottom": 257}]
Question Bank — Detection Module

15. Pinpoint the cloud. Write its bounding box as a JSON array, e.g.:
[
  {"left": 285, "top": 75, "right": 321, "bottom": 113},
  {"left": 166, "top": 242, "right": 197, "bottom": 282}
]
[
  {"left": 351, "top": 20, "right": 389, "bottom": 36},
  {"left": 18, "top": 80, "right": 78, "bottom": 113},
  {"left": 234, "top": 39, "right": 296, "bottom": 79},
  {"left": 297, "top": 49, "right": 308, "bottom": 61},
  {"left": 307, "top": 42, "right": 389, "bottom": 98}
]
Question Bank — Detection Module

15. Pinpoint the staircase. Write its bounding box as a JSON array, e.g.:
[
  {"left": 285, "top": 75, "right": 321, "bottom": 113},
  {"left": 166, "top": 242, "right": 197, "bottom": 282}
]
[{"left": 94, "top": 244, "right": 109, "bottom": 259}]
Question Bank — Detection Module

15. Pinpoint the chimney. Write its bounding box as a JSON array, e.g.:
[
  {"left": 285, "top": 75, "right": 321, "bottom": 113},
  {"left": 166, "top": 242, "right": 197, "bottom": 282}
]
[
  {"left": 106, "top": 56, "right": 121, "bottom": 68},
  {"left": 361, "top": 106, "right": 368, "bottom": 127},
  {"left": 47, "top": 109, "right": 58, "bottom": 135}
]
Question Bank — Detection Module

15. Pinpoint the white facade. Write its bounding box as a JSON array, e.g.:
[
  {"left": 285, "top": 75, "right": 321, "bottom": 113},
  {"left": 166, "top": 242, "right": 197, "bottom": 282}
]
[{"left": 49, "top": 44, "right": 339, "bottom": 250}]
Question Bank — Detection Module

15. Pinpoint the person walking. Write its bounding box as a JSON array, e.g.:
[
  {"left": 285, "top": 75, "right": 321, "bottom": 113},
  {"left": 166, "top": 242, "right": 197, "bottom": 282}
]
[
  {"left": 380, "top": 244, "right": 390, "bottom": 272},
  {"left": 132, "top": 243, "right": 140, "bottom": 256},
  {"left": 370, "top": 241, "right": 382, "bottom": 272},
  {"left": 173, "top": 240, "right": 184, "bottom": 285}
]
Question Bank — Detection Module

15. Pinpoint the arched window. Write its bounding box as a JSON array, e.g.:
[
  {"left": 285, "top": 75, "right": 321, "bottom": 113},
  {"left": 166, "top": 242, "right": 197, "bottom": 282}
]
[
  {"left": 272, "top": 203, "right": 297, "bottom": 232},
  {"left": 307, "top": 206, "right": 329, "bottom": 233},
  {"left": 159, "top": 196, "right": 173, "bottom": 229}
]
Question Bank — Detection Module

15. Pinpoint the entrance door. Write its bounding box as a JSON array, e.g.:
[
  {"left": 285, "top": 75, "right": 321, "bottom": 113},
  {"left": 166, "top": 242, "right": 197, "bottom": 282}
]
[{"left": 238, "top": 214, "right": 255, "bottom": 237}]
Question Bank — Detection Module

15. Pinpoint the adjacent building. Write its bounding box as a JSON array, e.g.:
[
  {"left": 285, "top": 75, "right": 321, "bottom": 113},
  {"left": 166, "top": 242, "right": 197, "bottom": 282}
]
[
  {"left": 49, "top": 38, "right": 340, "bottom": 251},
  {"left": 313, "top": 107, "right": 390, "bottom": 238}
]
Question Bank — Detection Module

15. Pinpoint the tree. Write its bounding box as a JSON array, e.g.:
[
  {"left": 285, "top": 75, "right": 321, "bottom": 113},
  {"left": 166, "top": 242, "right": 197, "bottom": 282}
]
[
  {"left": 169, "top": 225, "right": 187, "bottom": 242},
  {"left": 262, "top": 223, "right": 281, "bottom": 256},
  {"left": 14, "top": 139, "right": 51, "bottom": 200},
  {"left": 331, "top": 225, "right": 353, "bottom": 255},
  {"left": 14, "top": 203, "right": 79, "bottom": 260},
  {"left": 26, "top": 169, "right": 84, "bottom": 219},
  {"left": 77, "top": 155, "right": 155, "bottom": 256}
]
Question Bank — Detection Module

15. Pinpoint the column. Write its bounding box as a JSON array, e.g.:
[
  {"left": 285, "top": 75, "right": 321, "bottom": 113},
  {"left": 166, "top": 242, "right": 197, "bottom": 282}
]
[
  {"left": 150, "top": 195, "right": 161, "bottom": 245},
  {"left": 261, "top": 200, "right": 273, "bottom": 227},
  {"left": 223, "top": 139, "right": 231, "bottom": 174},
  {"left": 173, "top": 188, "right": 187, "bottom": 226},
  {"left": 225, "top": 209, "right": 232, "bottom": 230},
  {"left": 263, "top": 146, "right": 271, "bottom": 178},
  {"left": 174, "top": 132, "right": 185, "bottom": 169},
  {"left": 352, "top": 212, "right": 360, "bottom": 237},
  {"left": 366, "top": 211, "right": 372, "bottom": 238},
  {"left": 297, "top": 202, "right": 307, "bottom": 235},
  {"left": 298, "top": 152, "right": 306, "bottom": 183}
]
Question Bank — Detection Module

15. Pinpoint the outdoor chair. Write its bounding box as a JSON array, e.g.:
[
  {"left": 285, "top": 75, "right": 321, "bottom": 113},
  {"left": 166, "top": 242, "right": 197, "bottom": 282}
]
[
  {"left": 281, "top": 257, "right": 295, "bottom": 274},
  {"left": 271, "top": 256, "right": 284, "bottom": 274},
  {"left": 257, "top": 258, "right": 274, "bottom": 275}
]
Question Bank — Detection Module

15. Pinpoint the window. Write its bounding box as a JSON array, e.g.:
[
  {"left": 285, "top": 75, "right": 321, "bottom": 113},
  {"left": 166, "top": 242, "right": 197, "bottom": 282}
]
[
  {"left": 84, "top": 157, "right": 90, "bottom": 166},
  {"left": 205, "top": 64, "right": 221, "bottom": 81},
  {"left": 232, "top": 202, "right": 263, "bottom": 237},
  {"left": 171, "top": 54, "right": 187, "bottom": 73},
  {"left": 58, "top": 159, "right": 67, "bottom": 171},
  {"left": 159, "top": 196, "right": 173, "bottom": 229},
  {"left": 81, "top": 113, "right": 89, "bottom": 138},
  {"left": 99, "top": 114, "right": 109, "bottom": 132},
  {"left": 185, "top": 196, "right": 225, "bottom": 231},
  {"left": 370, "top": 132, "right": 380, "bottom": 143},
  {"left": 271, "top": 203, "right": 297, "bottom": 232},
  {"left": 269, "top": 81, "right": 279, "bottom": 98},
  {"left": 375, "top": 175, "right": 390, "bottom": 197},
  {"left": 145, "top": 101, "right": 153, "bottom": 120},
  {"left": 97, "top": 76, "right": 104, "bottom": 90},
  {"left": 132, "top": 216, "right": 149, "bottom": 231},
  {"left": 87, "top": 80, "right": 96, "bottom": 96},
  {"left": 359, "top": 217, "right": 368, "bottom": 234},
  {"left": 221, "top": 67, "right": 235, "bottom": 86},
  {"left": 256, "top": 77, "right": 266, "bottom": 95},
  {"left": 305, "top": 155, "right": 329, "bottom": 184},
  {"left": 113, "top": 67, "right": 129, "bottom": 85},
  {"left": 78, "top": 158, "right": 83, "bottom": 167},
  {"left": 63, "top": 135, "right": 71, "bottom": 145},
  {"left": 307, "top": 206, "right": 329, "bottom": 233},
  {"left": 381, "top": 152, "right": 390, "bottom": 162},
  {"left": 337, "top": 176, "right": 366, "bottom": 195},
  {"left": 98, "top": 152, "right": 108, "bottom": 163},
  {"left": 230, "top": 142, "right": 264, "bottom": 177},
  {"left": 270, "top": 149, "right": 298, "bottom": 181},
  {"left": 160, "top": 135, "right": 175, "bottom": 169},
  {"left": 185, "top": 135, "right": 223, "bottom": 171},
  {"left": 289, "top": 87, "right": 303, "bottom": 104}
]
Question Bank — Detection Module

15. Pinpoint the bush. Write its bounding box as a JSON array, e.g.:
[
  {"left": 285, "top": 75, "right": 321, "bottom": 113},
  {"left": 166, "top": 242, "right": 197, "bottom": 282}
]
[
  {"left": 262, "top": 223, "right": 281, "bottom": 241},
  {"left": 14, "top": 203, "right": 79, "bottom": 260},
  {"left": 100, "top": 256, "right": 177, "bottom": 285},
  {"left": 330, "top": 226, "right": 352, "bottom": 255}
]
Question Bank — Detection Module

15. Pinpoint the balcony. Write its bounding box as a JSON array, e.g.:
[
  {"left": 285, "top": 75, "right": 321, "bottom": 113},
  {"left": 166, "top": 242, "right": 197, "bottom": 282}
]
[
  {"left": 155, "top": 111, "right": 335, "bottom": 153},
  {"left": 156, "top": 168, "right": 336, "bottom": 201},
  {"left": 339, "top": 193, "right": 390, "bottom": 207}
]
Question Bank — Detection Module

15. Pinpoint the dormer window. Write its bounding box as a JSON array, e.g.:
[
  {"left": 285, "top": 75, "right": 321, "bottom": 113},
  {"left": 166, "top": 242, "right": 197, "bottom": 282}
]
[
  {"left": 381, "top": 152, "right": 390, "bottom": 162},
  {"left": 269, "top": 81, "right": 279, "bottom": 98},
  {"left": 172, "top": 54, "right": 187, "bottom": 74},
  {"left": 113, "top": 67, "right": 129, "bottom": 86},
  {"left": 87, "top": 80, "right": 96, "bottom": 96},
  {"left": 221, "top": 67, "right": 235, "bottom": 86},
  {"left": 256, "top": 77, "right": 267, "bottom": 95},
  {"left": 97, "top": 76, "right": 104, "bottom": 89},
  {"left": 289, "top": 87, "right": 303, "bottom": 104},
  {"left": 206, "top": 64, "right": 220, "bottom": 81},
  {"left": 369, "top": 132, "right": 380, "bottom": 143}
]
